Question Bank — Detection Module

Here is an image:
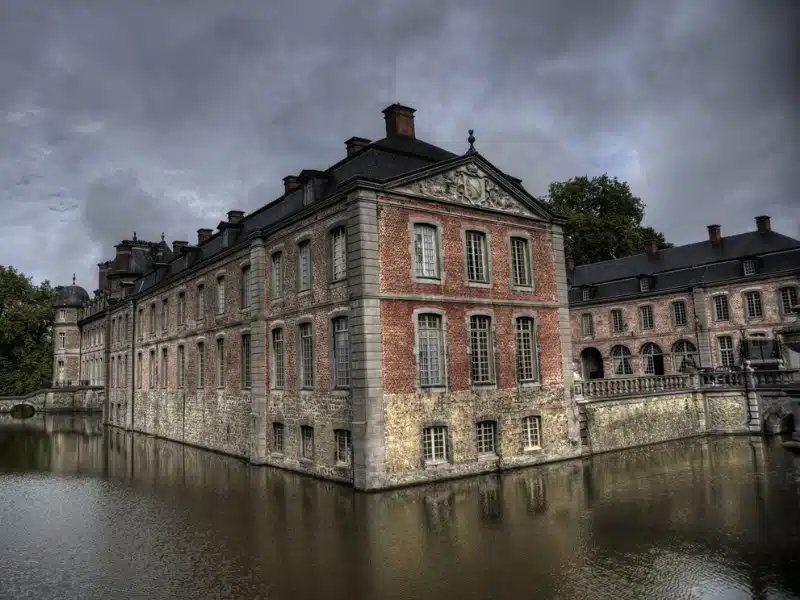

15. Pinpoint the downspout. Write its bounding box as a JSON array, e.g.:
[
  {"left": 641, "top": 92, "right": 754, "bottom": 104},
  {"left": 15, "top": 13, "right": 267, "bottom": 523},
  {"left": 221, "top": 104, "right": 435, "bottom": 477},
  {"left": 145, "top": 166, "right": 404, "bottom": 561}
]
[{"left": 130, "top": 298, "right": 136, "bottom": 432}]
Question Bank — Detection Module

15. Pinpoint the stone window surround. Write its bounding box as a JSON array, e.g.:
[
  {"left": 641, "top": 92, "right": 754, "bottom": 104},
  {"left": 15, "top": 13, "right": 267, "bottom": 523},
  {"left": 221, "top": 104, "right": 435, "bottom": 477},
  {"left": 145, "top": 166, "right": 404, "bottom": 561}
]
[
  {"left": 240, "top": 327, "right": 251, "bottom": 390},
  {"left": 327, "top": 307, "right": 351, "bottom": 394},
  {"left": 195, "top": 280, "right": 206, "bottom": 321},
  {"left": 298, "top": 416, "right": 316, "bottom": 462},
  {"left": 333, "top": 428, "right": 353, "bottom": 467},
  {"left": 740, "top": 286, "right": 764, "bottom": 322},
  {"left": 296, "top": 315, "right": 315, "bottom": 393},
  {"left": 411, "top": 307, "right": 450, "bottom": 394},
  {"left": 715, "top": 333, "right": 736, "bottom": 367},
  {"left": 580, "top": 312, "right": 594, "bottom": 339},
  {"left": 511, "top": 310, "right": 541, "bottom": 388},
  {"left": 407, "top": 218, "right": 445, "bottom": 285},
  {"left": 239, "top": 260, "right": 252, "bottom": 310},
  {"left": 420, "top": 419, "right": 453, "bottom": 468},
  {"left": 670, "top": 298, "right": 689, "bottom": 328},
  {"left": 215, "top": 270, "right": 227, "bottom": 315},
  {"left": 472, "top": 415, "right": 502, "bottom": 459},
  {"left": 195, "top": 337, "right": 206, "bottom": 389},
  {"left": 294, "top": 234, "right": 313, "bottom": 296},
  {"left": 214, "top": 332, "right": 227, "bottom": 389},
  {"left": 710, "top": 291, "right": 730, "bottom": 322},
  {"left": 520, "top": 410, "right": 543, "bottom": 453},
  {"left": 268, "top": 321, "right": 285, "bottom": 392},
  {"left": 778, "top": 285, "right": 800, "bottom": 316},
  {"left": 460, "top": 226, "right": 493, "bottom": 288},
  {"left": 327, "top": 219, "right": 349, "bottom": 285},
  {"left": 270, "top": 418, "right": 286, "bottom": 456},
  {"left": 608, "top": 306, "right": 626, "bottom": 334},
  {"left": 465, "top": 308, "right": 498, "bottom": 389},
  {"left": 637, "top": 302, "right": 655, "bottom": 330},
  {"left": 506, "top": 230, "right": 535, "bottom": 292},
  {"left": 267, "top": 244, "right": 285, "bottom": 302}
]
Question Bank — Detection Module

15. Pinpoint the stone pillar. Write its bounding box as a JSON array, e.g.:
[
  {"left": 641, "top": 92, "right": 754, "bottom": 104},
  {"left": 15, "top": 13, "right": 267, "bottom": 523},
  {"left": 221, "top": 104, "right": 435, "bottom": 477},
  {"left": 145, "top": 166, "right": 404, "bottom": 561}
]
[
  {"left": 249, "top": 237, "right": 269, "bottom": 464},
  {"left": 347, "top": 190, "right": 386, "bottom": 491},
  {"left": 551, "top": 224, "right": 581, "bottom": 446},
  {"left": 691, "top": 287, "right": 713, "bottom": 369}
]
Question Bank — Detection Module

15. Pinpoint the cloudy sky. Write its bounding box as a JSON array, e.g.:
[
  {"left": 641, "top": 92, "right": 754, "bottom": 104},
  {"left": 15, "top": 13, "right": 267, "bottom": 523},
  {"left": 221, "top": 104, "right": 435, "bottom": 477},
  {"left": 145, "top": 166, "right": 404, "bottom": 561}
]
[{"left": 1, "top": 0, "right": 797, "bottom": 290}]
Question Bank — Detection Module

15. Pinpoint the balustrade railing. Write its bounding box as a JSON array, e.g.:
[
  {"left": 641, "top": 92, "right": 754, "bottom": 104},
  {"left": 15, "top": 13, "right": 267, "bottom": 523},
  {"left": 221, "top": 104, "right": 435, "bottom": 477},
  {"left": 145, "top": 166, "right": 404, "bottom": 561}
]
[
  {"left": 698, "top": 371, "right": 745, "bottom": 388},
  {"left": 752, "top": 369, "right": 799, "bottom": 387}
]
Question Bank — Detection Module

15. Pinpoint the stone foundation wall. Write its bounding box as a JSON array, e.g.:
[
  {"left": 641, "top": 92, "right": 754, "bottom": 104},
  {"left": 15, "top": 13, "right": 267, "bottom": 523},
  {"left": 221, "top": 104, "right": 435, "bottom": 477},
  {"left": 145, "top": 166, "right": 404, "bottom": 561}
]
[{"left": 0, "top": 387, "right": 104, "bottom": 414}]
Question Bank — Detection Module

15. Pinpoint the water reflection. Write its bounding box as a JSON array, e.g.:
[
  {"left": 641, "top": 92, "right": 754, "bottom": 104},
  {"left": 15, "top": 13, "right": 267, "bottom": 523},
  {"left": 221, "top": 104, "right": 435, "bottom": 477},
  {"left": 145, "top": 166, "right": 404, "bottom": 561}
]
[{"left": 0, "top": 415, "right": 799, "bottom": 600}]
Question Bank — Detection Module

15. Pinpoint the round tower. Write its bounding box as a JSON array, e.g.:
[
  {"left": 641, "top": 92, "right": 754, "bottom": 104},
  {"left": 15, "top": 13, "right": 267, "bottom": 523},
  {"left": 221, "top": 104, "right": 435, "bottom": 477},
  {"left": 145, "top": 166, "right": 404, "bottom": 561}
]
[{"left": 53, "top": 275, "right": 89, "bottom": 386}]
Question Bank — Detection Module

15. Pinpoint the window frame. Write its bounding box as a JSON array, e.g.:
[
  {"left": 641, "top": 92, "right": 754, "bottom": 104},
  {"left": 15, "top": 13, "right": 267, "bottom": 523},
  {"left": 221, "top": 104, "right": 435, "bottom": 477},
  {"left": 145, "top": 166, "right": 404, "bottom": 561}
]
[
  {"left": 240, "top": 264, "right": 251, "bottom": 309},
  {"left": 197, "top": 283, "right": 205, "bottom": 320},
  {"left": 463, "top": 228, "right": 491, "bottom": 286},
  {"left": 611, "top": 345, "right": 633, "bottom": 376},
  {"left": 523, "top": 415, "right": 542, "bottom": 451},
  {"left": 149, "top": 350, "right": 156, "bottom": 388},
  {"left": 475, "top": 420, "right": 497, "bottom": 456},
  {"left": 638, "top": 304, "right": 655, "bottom": 330},
  {"left": 300, "top": 425, "right": 314, "bottom": 460},
  {"left": 671, "top": 300, "right": 687, "bottom": 327},
  {"left": 334, "top": 429, "right": 352, "bottom": 466},
  {"left": 177, "top": 345, "right": 185, "bottom": 388},
  {"left": 469, "top": 313, "right": 495, "bottom": 385},
  {"left": 298, "top": 321, "right": 314, "bottom": 390},
  {"left": 742, "top": 259, "right": 757, "bottom": 276},
  {"left": 270, "top": 326, "right": 285, "bottom": 390},
  {"left": 713, "top": 294, "right": 730, "bottom": 322},
  {"left": 610, "top": 308, "right": 624, "bottom": 333},
  {"left": 297, "top": 240, "right": 312, "bottom": 292},
  {"left": 508, "top": 233, "right": 533, "bottom": 290},
  {"left": 272, "top": 422, "right": 284, "bottom": 453},
  {"left": 330, "top": 226, "right": 348, "bottom": 283},
  {"left": 414, "top": 310, "right": 447, "bottom": 390},
  {"left": 515, "top": 316, "right": 539, "bottom": 384},
  {"left": 580, "top": 313, "right": 594, "bottom": 338},
  {"left": 422, "top": 425, "right": 448, "bottom": 464},
  {"left": 743, "top": 290, "right": 763, "bottom": 320},
  {"left": 331, "top": 316, "right": 350, "bottom": 389},
  {"left": 197, "top": 342, "right": 205, "bottom": 389},
  {"left": 216, "top": 337, "right": 225, "bottom": 388},
  {"left": 410, "top": 221, "right": 443, "bottom": 282},
  {"left": 216, "top": 276, "right": 226, "bottom": 314},
  {"left": 672, "top": 340, "right": 699, "bottom": 373},
  {"left": 160, "top": 347, "right": 168, "bottom": 388},
  {"left": 779, "top": 286, "right": 799, "bottom": 316},
  {"left": 269, "top": 251, "right": 283, "bottom": 300},
  {"left": 241, "top": 333, "right": 252, "bottom": 389},
  {"left": 717, "top": 335, "right": 735, "bottom": 367}
]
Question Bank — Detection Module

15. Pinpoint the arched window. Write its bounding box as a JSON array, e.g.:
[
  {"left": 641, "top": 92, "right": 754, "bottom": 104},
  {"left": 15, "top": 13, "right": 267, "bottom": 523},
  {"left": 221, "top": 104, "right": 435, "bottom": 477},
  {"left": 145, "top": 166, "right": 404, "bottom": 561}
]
[
  {"left": 640, "top": 342, "right": 664, "bottom": 375},
  {"left": 611, "top": 345, "right": 633, "bottom": 376},
  {"left": 673, "top": 340, "right": 699, "bottom": 372}
]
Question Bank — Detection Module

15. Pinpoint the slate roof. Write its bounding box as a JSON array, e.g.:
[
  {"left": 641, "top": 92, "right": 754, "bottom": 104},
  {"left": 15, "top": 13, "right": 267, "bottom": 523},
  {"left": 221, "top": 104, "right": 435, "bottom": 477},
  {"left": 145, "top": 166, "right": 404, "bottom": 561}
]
[
  {"left": 569, "top": 230, "right": 800, "bottom": 304},
  {"left": 55, "top": 285, "right": 90, "bottom": 307}
]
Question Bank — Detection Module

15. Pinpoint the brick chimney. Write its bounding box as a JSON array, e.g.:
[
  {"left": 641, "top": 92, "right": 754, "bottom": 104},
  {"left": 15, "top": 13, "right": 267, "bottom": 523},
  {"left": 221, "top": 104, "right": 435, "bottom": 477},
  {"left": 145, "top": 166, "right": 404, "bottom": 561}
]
[
  {"left": 755, "top": 215, "right": 771, "bottom": 233},
  {"left": 227, "top": 210, "right": 244, "bottom": 224},
  {"left": 382, "top": 104, "right": 416, "bottom": 138},
  {"left": 283, "top": 175, "right": 300, "bottom": 195},
  {"left": 197, "top": 228, "right": 213, "bottom": 244},
  {"left": 172, "top": 240, "right": 189, "bottom": 255},
  {"left": 707, "top": 224, "right": 721, "bottom": 246},
  {"left": 566, "top": 256, "right": 575, "bottom": 271},
  {"left": 345, "top": 136, "right": 371, "bottom": 156},
  {"left": 646, "top": 238, "right": 659, "bottom": 259}
]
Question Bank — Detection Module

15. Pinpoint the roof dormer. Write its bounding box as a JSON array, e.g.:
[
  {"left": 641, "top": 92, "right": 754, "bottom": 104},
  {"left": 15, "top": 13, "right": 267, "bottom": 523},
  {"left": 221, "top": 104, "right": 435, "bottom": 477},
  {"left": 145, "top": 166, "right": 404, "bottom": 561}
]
[
  {"left": 741, "top": 256, "right": 760, "bottom": 276},
  {"left": 579, "top": 285, "right": 596, "bottom": 301},
  {"left": 638, "top": 274, "right": 654, "bottom": 293}
]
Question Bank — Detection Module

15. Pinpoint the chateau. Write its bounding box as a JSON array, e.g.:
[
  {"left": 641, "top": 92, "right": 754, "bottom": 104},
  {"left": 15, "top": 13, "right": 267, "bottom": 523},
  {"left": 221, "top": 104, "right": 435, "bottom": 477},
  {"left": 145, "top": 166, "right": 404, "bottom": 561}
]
[{"left": 52, "top": 105, "right": 580, "bottom": 490}]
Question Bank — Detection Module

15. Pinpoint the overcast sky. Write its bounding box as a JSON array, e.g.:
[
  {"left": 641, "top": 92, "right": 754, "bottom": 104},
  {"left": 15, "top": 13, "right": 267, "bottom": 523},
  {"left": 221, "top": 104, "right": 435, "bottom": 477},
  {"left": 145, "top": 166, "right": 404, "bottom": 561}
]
[{"left": 1, "top": 0, "right": 797, "bottom": 290}]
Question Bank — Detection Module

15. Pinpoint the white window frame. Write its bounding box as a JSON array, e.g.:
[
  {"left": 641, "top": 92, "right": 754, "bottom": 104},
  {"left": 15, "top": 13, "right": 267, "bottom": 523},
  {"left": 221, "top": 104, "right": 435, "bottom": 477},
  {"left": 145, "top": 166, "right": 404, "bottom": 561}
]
[
  {"left": 581, "top": 288, "right": 591, "bottom": 301},
  {"left": 515, "top": 317, "right": 538, "bottom": 383},
  {"left": 610, "top": 309, "right": 624, "bottom": 333},
  {"left": 718, "top": 335, "right": 735, "bottom": 367},
  {"left": 612, "top": 345, "right": 633, "bottom": 376},
  {"left": 465, "top": 230, "right": 489, "bottom": 283},
  {"left": 413, "top": 223, "right": 440, "bottom": 280},
  {"left": 469, "top": 314, "right": 494, "bottom": 385},
  {"left": 639, "top": 305, "right": 654, "bottom": 330},
  {"left": 581, "top": 313, "right": 594, "bottom": 338},
  {"left": 743, "top": 290, "right": 763, "bottom": 319},
  {"left": 417, "top": 313, "right": 445, "bottom": 388},
  {"left": 476, "top": 420, "right": 497, "bottom": 455},
  {"left": 523, "top": 416, "right": 541, "bottom": 450},
  {"left": 270, "top": 252, "right": 283, "bottom": 299},
  {"left": 216, "top": 276, "right": 225, "bottom": 313},
  {"left": 330, "top": 227, "right": 347, "bottom": 282},
  {"left": 779, "top": 286, "right": 799, "bottom": 315},
  {"left": 334, "top": 429, "right": 352, "bottom": 466},
  {"left": 271, "top": 328, "right": 285, "bottom": 389},
  {"left": 423, "top": 426, "right": 448, "bottom": 463},
  {"left": 509, "top": 236, "right": 532, "bottom": 288},
  {"left": 671, "top": 300, "right": 687, "bottom": 327},
  {"left": 713, "top": 295, "right": 730, "bottom": 322},
  {"left": 298, "top": 241, "right": 312, "bottom": 292},
  {"left": 743, "top": 259, "right": 756, "bottom": 276},
  {"left": 299, "top": 322, "right": 314, "bottom": 390},
  {"left": 332, "top": 317, "right": 350, "bottom": 388},
  {"left": 301, "top": 425, "right": 314, "bottom": 459}
]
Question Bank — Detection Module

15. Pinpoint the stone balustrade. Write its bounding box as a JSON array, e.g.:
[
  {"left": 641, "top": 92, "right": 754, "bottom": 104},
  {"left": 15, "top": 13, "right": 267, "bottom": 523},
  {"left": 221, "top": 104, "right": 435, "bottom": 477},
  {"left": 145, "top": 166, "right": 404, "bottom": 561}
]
[{"left": 752, "top": 369, "right": 799, "bottom": 388}]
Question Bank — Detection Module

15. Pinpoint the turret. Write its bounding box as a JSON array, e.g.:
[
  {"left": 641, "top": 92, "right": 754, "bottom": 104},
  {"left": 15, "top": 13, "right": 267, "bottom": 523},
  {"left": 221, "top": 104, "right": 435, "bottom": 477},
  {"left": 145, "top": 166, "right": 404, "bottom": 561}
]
[{"left": 52, "top": 275, "right": 89, "bottom": 386}]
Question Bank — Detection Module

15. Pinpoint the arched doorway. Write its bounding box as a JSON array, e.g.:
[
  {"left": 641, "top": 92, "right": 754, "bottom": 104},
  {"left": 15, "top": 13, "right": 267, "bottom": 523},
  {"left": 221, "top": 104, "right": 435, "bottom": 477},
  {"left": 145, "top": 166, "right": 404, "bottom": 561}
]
[
  {"left": 672, "top": 340, "right": 699, "bottom": 372},
  {"left": 580, "top": 347, "right": 604, "bottom": 379},
  {"left": 641, "top": 342, "right": 665, "bottom": 375}
]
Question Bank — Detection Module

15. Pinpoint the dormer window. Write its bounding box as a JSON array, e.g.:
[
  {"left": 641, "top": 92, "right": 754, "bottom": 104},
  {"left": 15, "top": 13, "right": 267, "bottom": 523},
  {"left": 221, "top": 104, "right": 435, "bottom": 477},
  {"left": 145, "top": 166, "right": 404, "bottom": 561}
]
[
  {"left": 742, "top": 259, "right": 756, "bottom": 276},
  {"left": 222, "top": 228, "right": 231, "bottom": 248},
  {"left": 581, "top": 288, "right": 591, "bottom": 301},
  {"left": 639, "top": 276, "right": 652, "bottom": 293},
  {"left": 303, "top": 181, "right": 314, "bottom": 207}
]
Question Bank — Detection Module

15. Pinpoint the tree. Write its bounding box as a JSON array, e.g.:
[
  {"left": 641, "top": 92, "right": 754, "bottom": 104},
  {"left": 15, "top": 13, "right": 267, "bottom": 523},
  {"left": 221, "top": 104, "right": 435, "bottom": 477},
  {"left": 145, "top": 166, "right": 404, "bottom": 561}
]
[
  {"left": 542, "top": 174, "right": 673, "bottom": 266},
  {"left": 0, "top": 266, "right": 56, "bottom": 396}
]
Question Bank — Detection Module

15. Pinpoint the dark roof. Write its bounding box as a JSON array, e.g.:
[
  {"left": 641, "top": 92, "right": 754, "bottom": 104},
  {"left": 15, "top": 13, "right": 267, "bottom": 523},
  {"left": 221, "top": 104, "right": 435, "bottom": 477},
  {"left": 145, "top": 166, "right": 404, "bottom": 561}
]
[
  {"left": 569, "top": 230, "right": 800, "bottom": 304},
  {"left": 55, "top": 285, "right": 90, "bottom": 307}
]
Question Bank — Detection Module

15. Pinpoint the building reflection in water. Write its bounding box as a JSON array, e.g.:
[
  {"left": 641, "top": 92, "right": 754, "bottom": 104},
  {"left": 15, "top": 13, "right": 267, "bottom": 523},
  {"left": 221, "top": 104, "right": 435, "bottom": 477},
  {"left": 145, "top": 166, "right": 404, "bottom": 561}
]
[{"left": 1, "top": 414, "right": 798, "bottom": 600}]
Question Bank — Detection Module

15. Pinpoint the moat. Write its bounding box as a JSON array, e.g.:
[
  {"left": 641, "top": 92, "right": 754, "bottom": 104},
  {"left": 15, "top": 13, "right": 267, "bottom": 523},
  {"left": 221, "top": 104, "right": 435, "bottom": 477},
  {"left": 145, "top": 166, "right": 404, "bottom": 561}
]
[{"left": 1, "top": 415, "right": 799, "bottom": 600}]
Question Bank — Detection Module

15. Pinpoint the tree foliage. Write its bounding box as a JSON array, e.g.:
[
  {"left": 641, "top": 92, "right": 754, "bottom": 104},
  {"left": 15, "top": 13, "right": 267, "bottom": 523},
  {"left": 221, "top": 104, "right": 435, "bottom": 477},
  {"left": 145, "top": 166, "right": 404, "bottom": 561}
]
[
  {"left": 542, "top": 174, "right": 673, "bottom": 266},
  {"left": 0, "top": 266, "right": 55, "bottom": 396}
]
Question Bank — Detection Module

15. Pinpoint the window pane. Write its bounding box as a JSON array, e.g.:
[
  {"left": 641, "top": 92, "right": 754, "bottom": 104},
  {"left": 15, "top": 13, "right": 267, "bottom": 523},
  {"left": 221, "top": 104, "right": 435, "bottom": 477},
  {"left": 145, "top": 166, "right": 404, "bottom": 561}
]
[
  {"left": 272, "top": 329, "right": 285, "bottom": 388},
  {"left": 469, "top": 316, "right": 492, "bottom": 383},
  {"left": 523, "top": 416, "right": 541, "bottom": 450},
  {"left": 466, "top": 231, "right": 487, "bottom": 282},
  {"left": 476, "top": 421, "right": 496, "bottom": 454},
  {"left": 511, "top": 238, "right": 530, "bottom": 286},
  {"left": 300, "top": 324, "right": 314, "bottom": 388},
  {"left": 331, "top": 228, "right": 347, "bottom": 281},
  {"left": 418, "top": 314, "right": 443, "bottom": 386},
  {"left": 516, "top": 318, "right": 536, "bottom": 382},
  {"left": 298, "top": 242, "right": 311, "bottom": 291}
]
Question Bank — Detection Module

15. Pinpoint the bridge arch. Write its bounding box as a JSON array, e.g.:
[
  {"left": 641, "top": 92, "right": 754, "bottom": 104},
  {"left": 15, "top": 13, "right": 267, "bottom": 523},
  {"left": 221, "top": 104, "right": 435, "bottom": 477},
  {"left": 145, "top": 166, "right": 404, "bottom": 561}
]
[{"left": 9, "top": 403, "right": 36, "bottom": 419}]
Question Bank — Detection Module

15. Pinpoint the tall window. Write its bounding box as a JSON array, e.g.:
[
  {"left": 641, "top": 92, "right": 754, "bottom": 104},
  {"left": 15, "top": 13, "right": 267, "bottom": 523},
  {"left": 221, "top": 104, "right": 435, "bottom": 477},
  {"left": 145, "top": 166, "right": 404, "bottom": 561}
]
[
  {"left": 241, "top": 334, "right": 251, "bottom": 389},
  {"left": 581, "top": 313, "right": 594, "bottom": 338},
  {"left": 176, "top": 345, "right": 185, "bottom": 387},
  {"left": 780, "top": 287, "right": 799, "bottom": 315},
  {"left": 510, "top": 237, "right": 531, "bottom": 287},
  {"left": 270, "top": 252, "right": 283, "bottom": 299},
  {"left": 418, "top": 314, "right": 444, "bottom": 387},
  {"left": 161, "top": 347, "right": 168, "bottom": 388},
  {"left": 240, "top": 265, "right": 251, "bottom": 308},
  {"left": 216, "top": 338, "right": 225, "bottom": 387},
  {"left": 299, "top": 323, "right": 314, "bottom": 389},
  {"left": 137, "top": 309, "right": 143, "bottom": 338},
  {"left": 465, "top": 231, "right": 488, "bottom": 283},
  {"left": 515, "top": 317, "right": 537, "bottom": 382},
  {"left": 149, "top": 304, "right": 156, "bottom": 334},
  {"left": 216, "top": 276, "right": 225, "bottom": 313},
  {"left": 335, "top": 429, "right": 352, "bottom": 466},
  {"left": 136, "top": 353, "right": 142, "bottom": 389},
  {"left": 673, "top": 340, "right": 698, "bottom": 372},
  {"left": 273, "top": 423, "right": 284, "bottom": 453},
  {"left": 469, "top": 315, "right": 493, "bottom": 384},
  {"left": 58, "top": 309, "right": 66, "bottom": 322},
  {"left": 639, "top": 305, "right": 654, "bottom": 330},
  {"left": 713, "top": 295, "right": 730, "bottom": 321},
  {"left": 149, "top": 350, "right": 156, "bottom": 387},
  {"left": 423, "top": 426, "right": 447, "bottom": 463},
  {"left": 611, "top": 309, "right": 624, "bottom": 333},
  {"left": 744, "top": 291, "right": 763, "bottom": 319},
  {"left": 523, "top": 416, "right": 541, "bottom": 450},
  {"left": 123, "top": 314, "right": 128, "bottom": 342},
  {"left": 110, "top": 357, "right": 115, "bottom": 387},
  {"left": 197, "top": 284, "right": 205, "bottom": 319},
  {"left": 123, "top": 355, "right": 127, "bottom": 386},
  {"left": 161, "top": 299, "right": 169, "bottom": 332},
  {"left": 177, "top": 292, "right": 186, "bottom": 325},
  {"left": 58, "top": 332, "right": 65, "bottom": 349},
  {"left": 641, "top": 342, "right": 664, "bottom": 375},
  {"left": 718, "top": 336, "right": 735, "bottom": 367},
  {"left": 476, "top": 421, "right": 497, "bottom": 455},
  {"left": 413, "top": 224, "right": 440, "bottom": 279},
  {"left": 301, "top": 426, "right": 314, "bottom": 459},
  {"left": 611, "top": 345, "right": 633, "bottom": 376},
  {"left": 331, "top": 227, "right": 347, "bottom": 281},
  {"left": 272, "top": 329, "right": 285, "bottom": 389},
  {"left": 671, "top": 301, "right": 687, "bottom": 327},
  {"left": 333, "top": 317, "right": 350, "bottom": 388},
  {"left": 298, "top": 241, "right": 312, "bottom": 291},
  {"left": 197, "top": 342, "right": 205, "bottom": 389}
]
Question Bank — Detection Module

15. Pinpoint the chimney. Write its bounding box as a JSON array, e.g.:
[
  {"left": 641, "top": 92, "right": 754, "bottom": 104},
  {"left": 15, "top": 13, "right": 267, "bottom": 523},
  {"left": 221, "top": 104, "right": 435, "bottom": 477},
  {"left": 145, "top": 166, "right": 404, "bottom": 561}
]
[
  {"left": 283, "top": 175, "right": 300, "bottom": 195},
  {"left": 646, "top": 238, "right": 659, "bottom": 259},
  {"left": 197, "top": 228, "right": 213, "bottom": 244},
  {"left": 707, "top": 224, "right": 721, "bottom": 246},
  {"left": 345, "top": 136, "right": 371, "bottom": 156},
  {"left": 227, "top": 210, "right": 244, "bottom": 224},
  {"left": 172, "top": 240, "right": 189, "bottom": 255},
  {"left": 755, "top": 215, "right": 771, "bottom": 233},
  {"left": 566, "top": 256, "right": 575, "bottom": 271},
  {"left": 382, "top": 104, "right": 416, "bottom": 138}
]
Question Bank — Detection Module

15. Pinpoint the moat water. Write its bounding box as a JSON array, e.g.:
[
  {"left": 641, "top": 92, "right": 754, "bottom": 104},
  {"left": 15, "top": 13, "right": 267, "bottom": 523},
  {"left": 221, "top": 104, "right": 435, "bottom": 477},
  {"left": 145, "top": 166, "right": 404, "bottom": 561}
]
[{"left": 1, "top": 415, "right": 799, "bottom": 600}]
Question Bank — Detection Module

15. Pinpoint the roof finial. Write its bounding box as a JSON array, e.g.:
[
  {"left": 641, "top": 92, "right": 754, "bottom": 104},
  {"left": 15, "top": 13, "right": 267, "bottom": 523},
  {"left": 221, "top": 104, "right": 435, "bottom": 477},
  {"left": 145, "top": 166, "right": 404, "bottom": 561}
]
[
  {"left": 133, "top": 231, "right": 137, "bottom": 242},
  {"left": 467, "top": 129, "right": 476, "bottom": 152},
  {"left": 161, "top": 232, "right": 165, "bottom": 242},
  {"left": 72, "top": 273, "right": 76, "bottom": 285}
]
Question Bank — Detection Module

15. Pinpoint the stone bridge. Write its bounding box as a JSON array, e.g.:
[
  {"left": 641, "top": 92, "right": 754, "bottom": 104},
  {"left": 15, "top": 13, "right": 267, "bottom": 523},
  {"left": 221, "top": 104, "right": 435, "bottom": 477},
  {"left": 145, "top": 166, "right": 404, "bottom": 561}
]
[{"left": 0, "top": 385, "right": 104, "bottom": 416}]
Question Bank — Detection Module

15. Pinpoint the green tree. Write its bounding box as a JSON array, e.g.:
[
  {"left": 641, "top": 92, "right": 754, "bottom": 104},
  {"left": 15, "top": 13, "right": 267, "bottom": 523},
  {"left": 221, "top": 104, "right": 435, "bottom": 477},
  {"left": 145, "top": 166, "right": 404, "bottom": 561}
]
[
  {"left": 0, "top": 266, "right": 56, "bottom": 395},
  {"left": 542, "top": 174, "right": 672, "bottom": 266}
]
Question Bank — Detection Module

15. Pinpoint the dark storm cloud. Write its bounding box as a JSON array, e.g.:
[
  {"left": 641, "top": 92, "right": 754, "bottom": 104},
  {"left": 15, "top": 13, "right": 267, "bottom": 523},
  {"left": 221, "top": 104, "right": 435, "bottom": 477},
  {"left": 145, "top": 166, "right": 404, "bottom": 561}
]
[{"left": 0, "top": 0, "right": 797, "bottom": 288}]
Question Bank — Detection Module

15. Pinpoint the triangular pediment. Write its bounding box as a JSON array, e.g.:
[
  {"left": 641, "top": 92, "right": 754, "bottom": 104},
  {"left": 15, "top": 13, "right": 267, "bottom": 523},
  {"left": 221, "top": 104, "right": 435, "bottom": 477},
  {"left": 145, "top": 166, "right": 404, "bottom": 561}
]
[{"left": 386, "top": 157, "right": 553, "bottom": 221}]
